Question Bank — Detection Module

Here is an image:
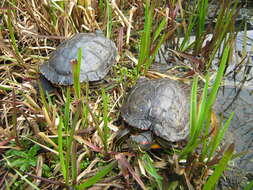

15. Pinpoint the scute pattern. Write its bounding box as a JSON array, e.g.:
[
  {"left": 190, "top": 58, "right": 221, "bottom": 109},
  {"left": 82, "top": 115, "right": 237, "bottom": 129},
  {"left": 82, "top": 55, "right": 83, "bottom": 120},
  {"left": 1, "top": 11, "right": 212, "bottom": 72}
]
[
  {"left": 40, "top": 31, "right": 117, "bottom": 85},
  {"left": 121, "top": 78, "right": 190, "bottom": 142}
]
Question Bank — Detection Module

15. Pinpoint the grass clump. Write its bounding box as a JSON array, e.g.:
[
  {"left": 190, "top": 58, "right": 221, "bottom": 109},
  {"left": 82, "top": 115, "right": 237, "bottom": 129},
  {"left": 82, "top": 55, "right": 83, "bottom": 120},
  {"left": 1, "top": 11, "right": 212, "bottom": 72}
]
[{"left": 178, "top": 44, "right": 234, "bottom": 190}]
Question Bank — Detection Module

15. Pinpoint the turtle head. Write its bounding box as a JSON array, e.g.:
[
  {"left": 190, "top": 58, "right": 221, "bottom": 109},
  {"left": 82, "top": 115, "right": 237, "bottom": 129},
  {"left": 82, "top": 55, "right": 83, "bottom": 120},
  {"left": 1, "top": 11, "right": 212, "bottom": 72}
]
[
  {"left": 128, "top": 131, "right": 154, "bottom": 150},
  {"left": 114, "top": 128, "right": 156, "bottom": 151}
]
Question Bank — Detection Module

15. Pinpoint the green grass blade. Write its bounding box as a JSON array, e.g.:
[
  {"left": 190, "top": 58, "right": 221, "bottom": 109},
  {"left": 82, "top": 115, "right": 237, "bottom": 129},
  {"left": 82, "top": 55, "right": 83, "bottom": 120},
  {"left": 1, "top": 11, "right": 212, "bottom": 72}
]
[
  {"left": 70, "top": 106, "right": 82, "bottom": 184},
  {"left": 58, "top": 0, "right": 65, "bottom": 9},
  {"left": 71, "top": 142, "right": 77, "bottom": 184},
  {"left": 49, "top": 0, "right": 62, "bottom": 26},
  {"left": 153, "top": 17, "right": 167, "bottom": 41},
  {"left": 137, "top": 0, "right": 153, "bottom": 74},
  {"left": 73, "top": 48, "right": 82, "bottom": 99},
  {"left": 193, "top": 74, "right": 210, "bottom": 139},
  {"left": 207, "top": 0, "right": 238, "bottom": 67},
  {"left": 7, "top": 8, "right": 22, "bottom": 64},
  {"left": 180, "top": 14, "right": 195, "bottom": 51},
  {"left": 38, "top": 80, "right": 49, "bottom": 113},
  {"left": 99, "top": 0, "right": 104, "bottom": 14},
  {"left": 5, "top": 180, "right": 11, "bottom": 190},
  {"left": 106, "top": 0, "right": 112, "bottom": 39},
  {"left": 76, "top": 161, "right": 117, "bottom": 189},
  {"left": 195, "top": 0, "right": 208, "bottom": 53},
  {"left": 82, "top": 83, "right": 90, "bottom": 127},
  {"left": 200, "top": 110, "right": 212, "bottom": 161},
  {"left": 64, "top": 87, "right": 71, "bottom": 128},
  {"left": 243, "top": 180, "right": 253, "bottom": 190},
  {"left": 64, "top": 87, "right": 71, "bottom": 184},
  {"left": 57, "top": 116, "right": 67, "bottom": 182},
  {"left": 142, "top": 153, "right": 163, "bottom": 190},
  {"left": 179, "top": 76, "right": 201, "bottom": 158},
  {"left": 145, "top": 32, "right": 166, "bottom": 72},
  {"left": 102, "top": 87, "right": 109, "bottom": 153},
  {"left": 203, "top": 144, "right": 234, "bottom": 190},
  {"left": 206, "top": 44, "right": 230, "bottom": 111},
  {"left": 180, "top": 75, "right": 209, "bottom": 158},
  {"left": 208, "top": 112, "right": 234, "bottom": 160},
  {"left": 189, "top": 76, "right": 198, "bottom": 138},
  {"left": 198, "top": 0, "right": 208, "bottom": 32},
  {"left": 168, "top": 181, "right": 179, "bottom": 190}
]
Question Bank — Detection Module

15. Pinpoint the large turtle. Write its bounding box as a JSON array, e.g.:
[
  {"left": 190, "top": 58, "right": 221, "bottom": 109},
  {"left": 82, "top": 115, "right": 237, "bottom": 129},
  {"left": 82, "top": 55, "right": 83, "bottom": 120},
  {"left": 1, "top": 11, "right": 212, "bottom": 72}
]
[
  {"left": 40, "top": 30, "right": 117, "bottom": 86},
  {"left": 118, "top": 78, "right": 190, "bottom": 149}
]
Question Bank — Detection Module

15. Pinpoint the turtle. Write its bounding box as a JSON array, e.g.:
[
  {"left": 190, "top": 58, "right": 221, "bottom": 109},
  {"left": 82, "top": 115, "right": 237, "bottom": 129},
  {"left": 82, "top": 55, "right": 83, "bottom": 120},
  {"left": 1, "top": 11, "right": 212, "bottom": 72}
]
[
  {"left": 40, "top": 30, "right": 117, "bottom": 86},
  {"left": 118, "top": 78, "right": 190, "bottom": 150}
]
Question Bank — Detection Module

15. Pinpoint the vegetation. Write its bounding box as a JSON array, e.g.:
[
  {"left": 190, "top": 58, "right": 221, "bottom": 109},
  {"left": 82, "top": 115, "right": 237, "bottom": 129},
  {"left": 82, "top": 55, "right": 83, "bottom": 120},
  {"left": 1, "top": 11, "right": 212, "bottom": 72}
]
[{"left": 0, "top": 0, "right": 249, "bottom": 189}]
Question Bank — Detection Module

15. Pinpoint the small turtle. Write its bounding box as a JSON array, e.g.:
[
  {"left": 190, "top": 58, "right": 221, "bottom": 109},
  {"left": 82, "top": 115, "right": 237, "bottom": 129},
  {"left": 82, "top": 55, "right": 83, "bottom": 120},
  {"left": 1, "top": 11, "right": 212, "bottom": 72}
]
[
  {"left": 40, "top": 30, "right": 117, "bottom": 86},
  {"left": 118, "top": 78, "right": 190, "bottom": 150}
]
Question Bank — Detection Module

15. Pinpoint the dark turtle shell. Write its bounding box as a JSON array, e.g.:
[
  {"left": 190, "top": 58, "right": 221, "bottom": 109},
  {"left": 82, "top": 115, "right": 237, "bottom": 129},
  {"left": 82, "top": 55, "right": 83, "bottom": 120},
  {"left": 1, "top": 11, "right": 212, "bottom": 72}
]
[
  {"left": 121, "top": 78, "right": 190, "bottom": 142},
  {"left": 40, "top": 31, "right": 117, "bottom": 85}
]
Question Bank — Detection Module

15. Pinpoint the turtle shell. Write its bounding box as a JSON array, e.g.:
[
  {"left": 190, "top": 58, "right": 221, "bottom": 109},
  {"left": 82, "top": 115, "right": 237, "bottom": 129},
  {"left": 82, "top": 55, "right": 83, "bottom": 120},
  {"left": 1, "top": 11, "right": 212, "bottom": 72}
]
[
  {"left": 121, "top": 78, "right": 190, "bottom": 142},
  {"left": 40, "top": 31, "right": 117, "bottom": 85}
]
